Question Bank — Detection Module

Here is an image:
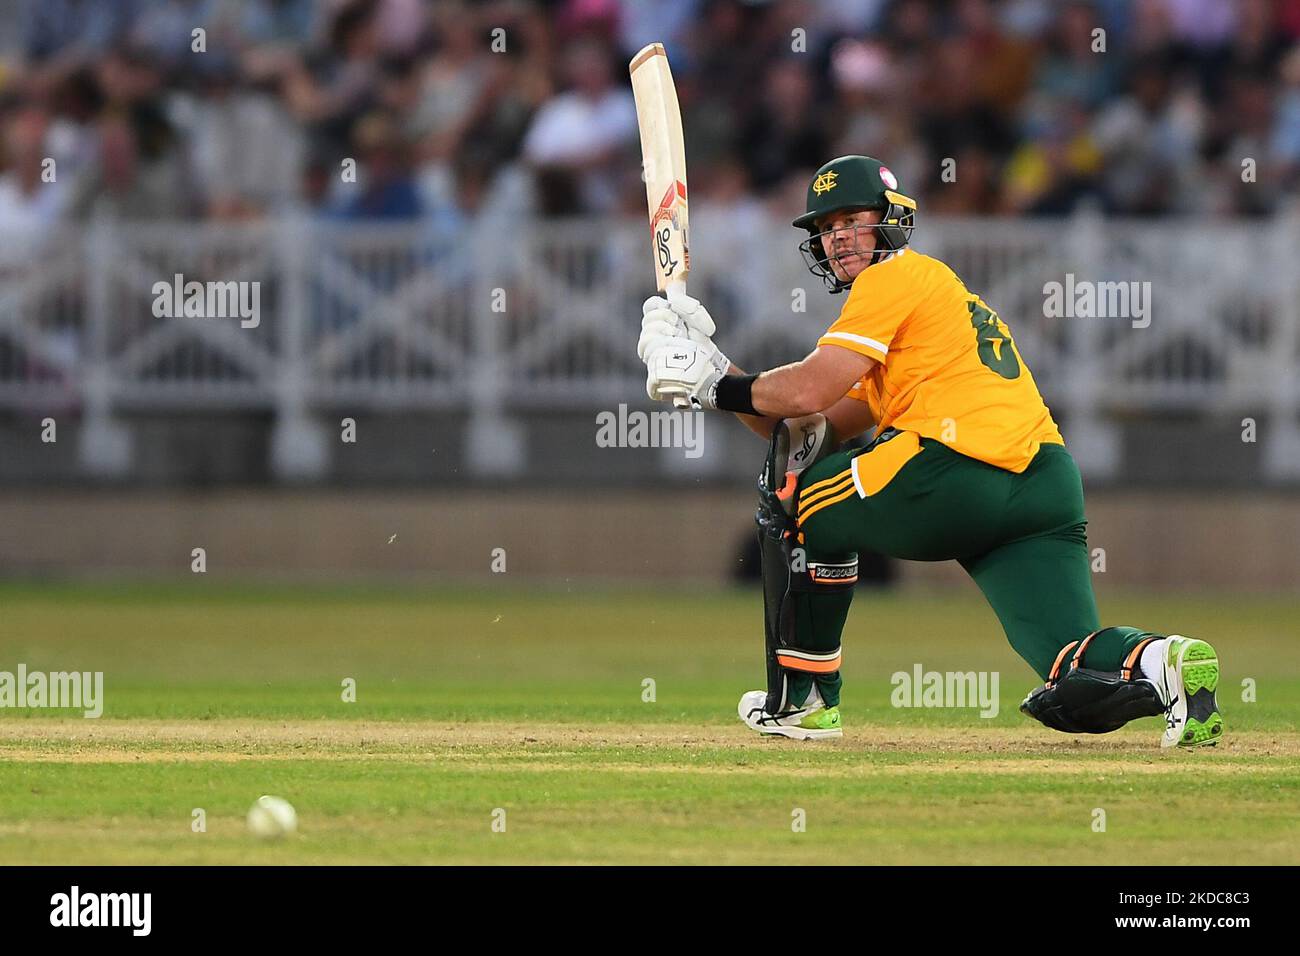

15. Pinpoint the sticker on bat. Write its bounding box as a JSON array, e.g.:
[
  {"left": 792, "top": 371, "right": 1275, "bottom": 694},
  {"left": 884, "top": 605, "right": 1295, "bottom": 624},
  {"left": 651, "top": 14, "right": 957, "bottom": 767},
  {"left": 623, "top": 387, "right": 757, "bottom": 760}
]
[{"left": 656, "top": 225, "right": 678, "bottom": 276}]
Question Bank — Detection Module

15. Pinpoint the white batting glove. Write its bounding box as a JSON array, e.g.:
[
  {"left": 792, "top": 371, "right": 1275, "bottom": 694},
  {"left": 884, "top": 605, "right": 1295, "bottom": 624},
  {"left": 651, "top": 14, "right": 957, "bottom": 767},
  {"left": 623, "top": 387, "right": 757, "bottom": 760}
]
[
  {"left": 637, "top": 306, "right": 682, "bottom": 363},
  {"left": 638, "top": 307, "right": 731, "bottom": 367},
  {"left": 665, "top": 293, "right": 717, "bottom": 344},
  {"left": 639, "top": 294, "right": 730, "bottom": 390},
  {"left": 645, "top": 335, "right": 730, "bottom": 408},
  {"left": 642, "top": 293, "right": 717, "bottom": 340}
]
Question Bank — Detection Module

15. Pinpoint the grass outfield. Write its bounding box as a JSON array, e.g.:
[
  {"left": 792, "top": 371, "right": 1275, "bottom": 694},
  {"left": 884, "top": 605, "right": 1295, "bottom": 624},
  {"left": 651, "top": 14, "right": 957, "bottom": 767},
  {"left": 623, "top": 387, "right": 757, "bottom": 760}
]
[{"left": 0, "top": 581, "right": 1297, "bottom": 865}]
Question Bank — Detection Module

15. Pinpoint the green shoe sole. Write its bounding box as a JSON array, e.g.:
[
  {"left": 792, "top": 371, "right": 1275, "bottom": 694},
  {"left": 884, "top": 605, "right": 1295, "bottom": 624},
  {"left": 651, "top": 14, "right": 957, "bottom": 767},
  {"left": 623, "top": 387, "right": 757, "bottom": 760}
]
[
  {"left": 1176, "top": 640, "right": 1223, "bottom": 748},
  {"left": 1180, "top": 709, "right": 1224, "bottom": 747}
]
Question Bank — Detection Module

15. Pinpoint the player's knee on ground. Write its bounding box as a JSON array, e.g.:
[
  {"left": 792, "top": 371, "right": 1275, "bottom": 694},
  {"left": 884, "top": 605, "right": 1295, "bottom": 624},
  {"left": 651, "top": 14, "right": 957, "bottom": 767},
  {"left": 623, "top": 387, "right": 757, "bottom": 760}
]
[{"left": 1020, "top": 631, "right": 1164, "bottom": 733}]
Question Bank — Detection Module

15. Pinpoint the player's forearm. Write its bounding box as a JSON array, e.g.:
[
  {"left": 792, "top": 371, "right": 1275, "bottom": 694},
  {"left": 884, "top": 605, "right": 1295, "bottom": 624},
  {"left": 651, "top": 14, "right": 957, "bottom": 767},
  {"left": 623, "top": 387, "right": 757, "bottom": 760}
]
[
  {"left": 822, "top": 393, "right": 877, "bottom": 442},
  {"left": 748, "top": 361, "right": 837, "bottom": 419},
  {"left": 710, "top": 347, "right": 874, "bottom": 429}
]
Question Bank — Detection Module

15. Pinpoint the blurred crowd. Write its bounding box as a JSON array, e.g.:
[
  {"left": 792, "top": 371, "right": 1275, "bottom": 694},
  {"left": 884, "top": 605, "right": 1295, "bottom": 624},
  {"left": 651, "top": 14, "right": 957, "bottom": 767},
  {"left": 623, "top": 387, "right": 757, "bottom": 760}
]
[{"left": 2, "top": 0, "right": 1300, "bottom": 235}]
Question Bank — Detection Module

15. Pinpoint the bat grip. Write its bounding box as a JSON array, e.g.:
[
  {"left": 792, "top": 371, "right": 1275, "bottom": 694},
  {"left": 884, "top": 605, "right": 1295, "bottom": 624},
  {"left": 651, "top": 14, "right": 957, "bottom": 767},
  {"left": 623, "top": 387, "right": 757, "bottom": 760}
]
[{"left": 664, "top": 280, "right": 688, "bottom": 311}]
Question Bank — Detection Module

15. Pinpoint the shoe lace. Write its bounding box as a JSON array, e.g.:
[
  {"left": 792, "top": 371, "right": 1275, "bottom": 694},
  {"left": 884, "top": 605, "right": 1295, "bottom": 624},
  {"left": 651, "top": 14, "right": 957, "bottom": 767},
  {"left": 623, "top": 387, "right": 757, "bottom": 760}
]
[
  {"left": 1163, "top": 694, "right": 1180, "bottom": 731},
  {"left": 751, "top": 705, "right": 808, "bottom": 725}
]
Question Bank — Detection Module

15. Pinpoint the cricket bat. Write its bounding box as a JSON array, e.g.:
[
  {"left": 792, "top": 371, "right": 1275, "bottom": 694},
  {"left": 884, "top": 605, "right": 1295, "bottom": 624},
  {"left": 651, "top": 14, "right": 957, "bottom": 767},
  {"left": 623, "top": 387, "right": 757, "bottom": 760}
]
[{"left": 629, "top": 42, "right": 692, "bottom": 408}]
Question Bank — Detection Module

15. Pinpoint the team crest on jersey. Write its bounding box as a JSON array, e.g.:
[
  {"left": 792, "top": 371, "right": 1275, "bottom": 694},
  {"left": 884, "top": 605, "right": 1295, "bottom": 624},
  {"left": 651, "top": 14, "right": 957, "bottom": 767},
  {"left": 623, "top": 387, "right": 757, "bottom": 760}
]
[
  {"left": 878, "top": 166, "right": 898, "bottom": 189},
  {"left": 812, "top": 170, "right": 839, "bottom": 195}
]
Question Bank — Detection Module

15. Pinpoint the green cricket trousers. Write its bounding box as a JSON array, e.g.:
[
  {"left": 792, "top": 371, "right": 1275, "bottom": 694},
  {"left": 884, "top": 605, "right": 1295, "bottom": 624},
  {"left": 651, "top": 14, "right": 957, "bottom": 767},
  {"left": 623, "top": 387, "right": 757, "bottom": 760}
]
[{"left": 786, "top": 428, "right": 1157, "bottom": 707}]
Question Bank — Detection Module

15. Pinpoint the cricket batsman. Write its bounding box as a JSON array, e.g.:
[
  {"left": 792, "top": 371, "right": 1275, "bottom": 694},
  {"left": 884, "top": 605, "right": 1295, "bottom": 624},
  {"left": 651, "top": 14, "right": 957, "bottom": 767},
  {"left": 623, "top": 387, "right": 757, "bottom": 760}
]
[{"left": 636, "top": 155, "right": 1223, "bottom": 748}]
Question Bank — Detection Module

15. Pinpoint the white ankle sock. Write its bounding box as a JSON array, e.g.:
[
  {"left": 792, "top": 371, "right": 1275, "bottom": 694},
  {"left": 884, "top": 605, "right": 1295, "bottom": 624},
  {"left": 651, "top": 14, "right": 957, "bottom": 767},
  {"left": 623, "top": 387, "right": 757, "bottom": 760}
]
[{"left": 1139, "top": 638, "right": 1168, "bottom": 683}]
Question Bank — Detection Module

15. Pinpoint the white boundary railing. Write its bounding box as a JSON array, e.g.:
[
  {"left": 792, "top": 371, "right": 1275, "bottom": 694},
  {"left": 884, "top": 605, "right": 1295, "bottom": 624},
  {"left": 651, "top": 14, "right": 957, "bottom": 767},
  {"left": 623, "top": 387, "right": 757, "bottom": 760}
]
[{"left": 1, "top": 210, "right": 1298, "bottom": 481}]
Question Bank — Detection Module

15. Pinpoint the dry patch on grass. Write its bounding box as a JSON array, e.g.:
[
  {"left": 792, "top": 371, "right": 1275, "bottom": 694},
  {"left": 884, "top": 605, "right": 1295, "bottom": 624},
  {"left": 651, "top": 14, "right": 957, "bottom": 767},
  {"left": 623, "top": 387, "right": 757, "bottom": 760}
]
[{"left": 1, "top": 719, "right": 1297, "bottom": 768}]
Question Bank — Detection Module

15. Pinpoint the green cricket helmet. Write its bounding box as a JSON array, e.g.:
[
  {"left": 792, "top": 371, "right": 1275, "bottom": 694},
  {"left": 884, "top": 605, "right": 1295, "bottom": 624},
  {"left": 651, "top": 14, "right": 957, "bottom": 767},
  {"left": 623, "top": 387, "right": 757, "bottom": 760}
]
[{"left": 794, "top": 155, "right": 917, "bottom": 293}]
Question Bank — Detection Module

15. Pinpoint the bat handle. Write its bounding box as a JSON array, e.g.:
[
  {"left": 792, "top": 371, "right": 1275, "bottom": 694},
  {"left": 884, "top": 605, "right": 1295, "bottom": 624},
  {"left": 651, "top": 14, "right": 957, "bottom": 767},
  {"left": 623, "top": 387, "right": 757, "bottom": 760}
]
[{"left": 664, "top": 279, "right": 688, "bottom": 311}]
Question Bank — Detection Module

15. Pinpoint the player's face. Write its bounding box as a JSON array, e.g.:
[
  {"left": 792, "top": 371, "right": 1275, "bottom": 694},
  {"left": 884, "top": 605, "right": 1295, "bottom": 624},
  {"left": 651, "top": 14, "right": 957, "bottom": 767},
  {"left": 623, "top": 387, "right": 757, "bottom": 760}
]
[{"left": 815, "top": 209, "right": 883, "bottom": 282}]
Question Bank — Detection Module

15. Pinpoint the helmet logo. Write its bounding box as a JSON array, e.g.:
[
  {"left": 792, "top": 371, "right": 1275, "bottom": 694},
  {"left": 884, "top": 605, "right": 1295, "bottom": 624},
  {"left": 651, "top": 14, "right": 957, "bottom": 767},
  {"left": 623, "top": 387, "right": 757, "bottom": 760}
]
[
  {"left": 812, "top": 170, "right": 839, "bottom": 195},
  {"left": 878, "top": 166, "right": 898, "bottom": 189}
]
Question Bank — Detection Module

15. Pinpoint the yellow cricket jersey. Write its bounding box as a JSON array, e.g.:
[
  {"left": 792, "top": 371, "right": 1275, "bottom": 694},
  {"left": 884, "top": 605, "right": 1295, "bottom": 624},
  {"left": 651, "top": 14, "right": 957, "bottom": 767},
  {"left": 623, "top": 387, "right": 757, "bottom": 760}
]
[{"left": 817, "top": 249, "right": 1063, "bottom": 474}]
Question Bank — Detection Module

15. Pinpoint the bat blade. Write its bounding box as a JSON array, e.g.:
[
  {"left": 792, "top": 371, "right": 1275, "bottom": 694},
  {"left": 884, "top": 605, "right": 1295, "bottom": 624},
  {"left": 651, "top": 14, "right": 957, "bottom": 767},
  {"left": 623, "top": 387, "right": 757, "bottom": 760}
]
[{"left": 629, "top": 42, "right": 689, "bottom": 301}]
